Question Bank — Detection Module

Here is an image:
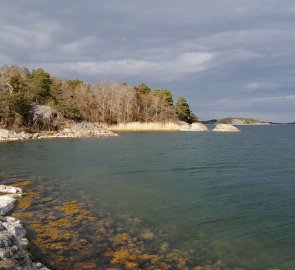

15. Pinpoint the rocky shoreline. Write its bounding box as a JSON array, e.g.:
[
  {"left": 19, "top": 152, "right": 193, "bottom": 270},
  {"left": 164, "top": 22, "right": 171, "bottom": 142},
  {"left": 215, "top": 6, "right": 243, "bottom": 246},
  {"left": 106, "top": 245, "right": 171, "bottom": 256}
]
[
  {"left": 0, "top": 122, "right": 244, "bottom": 143},
  {"left": 0, "top": 185, "right": 50, "bottom": 270},
  {"left": 0, "top": 122, "right": 118, "bottom": 143}
]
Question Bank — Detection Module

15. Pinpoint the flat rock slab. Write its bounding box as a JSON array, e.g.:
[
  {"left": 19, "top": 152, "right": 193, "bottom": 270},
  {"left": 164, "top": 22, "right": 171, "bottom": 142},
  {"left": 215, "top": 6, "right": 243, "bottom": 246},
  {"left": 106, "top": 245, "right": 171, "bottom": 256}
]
[
  {"left": 0, "top": 196, "right": 16, "bottom": 216},
  {"left": 0, "top": 185, "right": 22, "bottom": 194}
]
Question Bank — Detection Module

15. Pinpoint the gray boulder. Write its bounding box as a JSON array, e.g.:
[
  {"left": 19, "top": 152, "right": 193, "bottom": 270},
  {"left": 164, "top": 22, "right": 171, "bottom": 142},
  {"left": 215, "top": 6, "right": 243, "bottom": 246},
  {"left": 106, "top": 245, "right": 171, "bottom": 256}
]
[{"left": 31, "top": 104, "right": 57, "bottom": 122}]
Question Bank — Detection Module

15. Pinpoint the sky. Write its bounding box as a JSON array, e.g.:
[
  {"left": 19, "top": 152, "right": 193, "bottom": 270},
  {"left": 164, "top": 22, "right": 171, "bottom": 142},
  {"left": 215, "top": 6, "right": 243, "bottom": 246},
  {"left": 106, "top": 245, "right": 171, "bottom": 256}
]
[{"left": 1, "top": 0, "right": 295, "bottom": 122}]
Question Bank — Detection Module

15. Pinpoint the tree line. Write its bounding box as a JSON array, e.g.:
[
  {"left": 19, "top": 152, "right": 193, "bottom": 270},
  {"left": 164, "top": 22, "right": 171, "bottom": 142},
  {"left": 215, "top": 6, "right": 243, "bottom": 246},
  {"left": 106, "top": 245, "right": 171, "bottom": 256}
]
[{"left": 0, "top": 65, "right": 197, "bottom": 130}]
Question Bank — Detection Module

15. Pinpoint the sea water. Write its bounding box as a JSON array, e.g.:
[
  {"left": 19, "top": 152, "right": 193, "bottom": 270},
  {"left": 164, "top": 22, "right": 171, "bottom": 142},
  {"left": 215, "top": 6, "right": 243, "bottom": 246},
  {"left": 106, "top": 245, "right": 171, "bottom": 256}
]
[{"left": 0, "top": 125, "right": 294, "bottom": 269}]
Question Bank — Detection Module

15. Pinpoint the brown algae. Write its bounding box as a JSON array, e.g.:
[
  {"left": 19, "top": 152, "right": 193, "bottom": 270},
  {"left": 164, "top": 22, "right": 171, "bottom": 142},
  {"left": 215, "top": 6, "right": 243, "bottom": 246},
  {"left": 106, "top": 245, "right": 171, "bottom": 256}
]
[{"left": 11, "top": 180, "right": 226, "bottom": 270}]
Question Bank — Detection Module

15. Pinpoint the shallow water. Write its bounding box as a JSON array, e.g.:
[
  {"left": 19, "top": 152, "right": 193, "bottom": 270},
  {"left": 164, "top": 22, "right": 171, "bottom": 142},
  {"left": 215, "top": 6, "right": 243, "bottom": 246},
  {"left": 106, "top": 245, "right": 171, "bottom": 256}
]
[{"left": 0, "top": 125, "right": 294, "bottom": 269}]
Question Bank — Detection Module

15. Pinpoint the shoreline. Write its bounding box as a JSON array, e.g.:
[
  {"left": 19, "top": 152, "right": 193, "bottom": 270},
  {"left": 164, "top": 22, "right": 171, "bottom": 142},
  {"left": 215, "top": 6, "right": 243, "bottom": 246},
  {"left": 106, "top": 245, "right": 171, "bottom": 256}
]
[
  {"left": 105, "top": 122, "right": 209, "bottom": 131},
  {"left": 0, "top": 184, "right": 50, "bottom": 270},
  {"left": 1, "top": 120, "right": 286, "bottom": 143},
  {"left": 0, "top": 122, "right": 118, "bottom": 143}
]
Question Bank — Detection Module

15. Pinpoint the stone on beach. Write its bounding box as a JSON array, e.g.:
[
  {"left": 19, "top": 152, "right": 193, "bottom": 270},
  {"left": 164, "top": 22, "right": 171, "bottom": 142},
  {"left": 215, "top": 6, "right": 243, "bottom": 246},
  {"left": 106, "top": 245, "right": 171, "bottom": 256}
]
[
  {"left": 0, "top": 184, "right": 50, "bottom": 270},
  {"left": 0, "top": 121, "right": 118, "bottom": 142},
  {"left": 58, "top": 121, "right": 118, "bottom": 138},
  {"left": 0, "top": 185, "right": 23, "bottom": 194},
  {"left": 1, "top": 216, "right": 27, "bottom": 246},
  {"left": 0, "top": 196, "right": 16, "bottom": 216},
  {"left": 0, "top": 222, "right": 49, "bottom": 269},
  {"left": 0, "top": 128, "right": 34, "bottom": 142}
]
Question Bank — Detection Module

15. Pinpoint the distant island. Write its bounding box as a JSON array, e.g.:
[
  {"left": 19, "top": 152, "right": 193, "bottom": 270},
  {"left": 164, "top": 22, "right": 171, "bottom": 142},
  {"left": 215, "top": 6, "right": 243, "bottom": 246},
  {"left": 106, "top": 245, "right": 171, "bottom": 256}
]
[{"left": 201, "top": 117, "right": 271, "bottom": 125}]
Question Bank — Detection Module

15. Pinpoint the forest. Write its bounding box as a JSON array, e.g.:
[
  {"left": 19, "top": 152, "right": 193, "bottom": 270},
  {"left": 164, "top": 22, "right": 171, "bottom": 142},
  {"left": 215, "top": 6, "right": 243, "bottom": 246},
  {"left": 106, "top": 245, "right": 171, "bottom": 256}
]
[{"left": 0, "top": 65, "right": 197, "bottom": 130}]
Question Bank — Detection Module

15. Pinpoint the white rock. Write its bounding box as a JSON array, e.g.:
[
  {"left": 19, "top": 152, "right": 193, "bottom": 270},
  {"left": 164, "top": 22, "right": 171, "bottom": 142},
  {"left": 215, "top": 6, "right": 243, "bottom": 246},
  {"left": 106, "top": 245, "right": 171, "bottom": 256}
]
[
  {"left": 213, "top": 124, "right": 240, "bottom": 132},
  {"left": 0, "top": 195, "right": 16, "bottom": 216},
  {"left": 0, "top": 129, "right": 14, "bottom": 137},
  {"left": 0, "top": 185, "right": 22, "bottom": 194},
  {"left": 0, "top": 183, "right": 51, "bottom": 270},
  {"left": 190, "top": 123, "right": 208, "bottom": 131},
  {"left": 1, "top": 217, "right": 26, "bottom": 246}
]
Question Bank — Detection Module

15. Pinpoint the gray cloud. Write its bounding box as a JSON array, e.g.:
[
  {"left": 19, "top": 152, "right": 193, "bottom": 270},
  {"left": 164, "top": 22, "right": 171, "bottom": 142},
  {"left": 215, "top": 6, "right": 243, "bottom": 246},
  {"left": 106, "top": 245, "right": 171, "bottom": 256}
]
[{"left": 0, "top": 0, "right": 295, "bottom": 121}]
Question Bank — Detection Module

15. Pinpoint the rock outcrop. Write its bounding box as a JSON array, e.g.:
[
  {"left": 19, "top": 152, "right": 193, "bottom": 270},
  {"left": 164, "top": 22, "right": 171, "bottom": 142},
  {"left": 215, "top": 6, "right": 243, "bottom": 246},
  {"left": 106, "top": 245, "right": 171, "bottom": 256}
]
[
  {"left": 45, "top": 121, "right": 118, "bottom": 138},
  {"left": 0, "top": 129, "right": 35, "bottom": 142},
  {"left": 0, "top": 196, "right": 16, "bottom": 216},
  {"left": 0, "top": 185, "right": 22, "bottom": 195},
  {"left": 213, "top": 124, "right": 240, "bottom": 132},
  {"left": 186, "top": 122, "right": 208, "bottom": 131},
  {"left": 31, "top": 104, "right": 59, "bottom": 123},
  {"left": 0, "top": 122, "right": 118, "bottom": 142},
  {"left": 0, "top": 185, "right": 50, "bottom": 270}
]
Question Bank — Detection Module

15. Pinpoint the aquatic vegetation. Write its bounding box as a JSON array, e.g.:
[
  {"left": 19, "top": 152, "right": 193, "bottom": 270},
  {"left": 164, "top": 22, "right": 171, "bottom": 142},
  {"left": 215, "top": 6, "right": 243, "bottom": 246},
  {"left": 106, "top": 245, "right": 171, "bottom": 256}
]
[
  {"left": 12, "top": 211, "right": 34, "bottom": 218},
  {"left": 106, "top": 247, "right": 163, "bottom": 269},
  {"left": 140, "top": 230, "right": 155, "bottom": 240},
  {"left": 106, "top": 248, "right": 139, "bottom": 268},
  {"left": 9, "top": 180, "right": 33, "bottom": 188},
  {"left": 74, "top": 262, "right": 97, "bottom": 270},
  {"left": 57, "top": 200, "right": 80, "bottom": 215},
  {"left": 11, "top": 180, "right": 225, "bottom": 270},
  {"left": 113, "top": 233, "right": 131, "bottom": 245},
  {"left": 159, "top": 242, "right": 169, "bottom": 253},
  {"left": 17, "top": 190, "right": 37, "bottom": 209}
]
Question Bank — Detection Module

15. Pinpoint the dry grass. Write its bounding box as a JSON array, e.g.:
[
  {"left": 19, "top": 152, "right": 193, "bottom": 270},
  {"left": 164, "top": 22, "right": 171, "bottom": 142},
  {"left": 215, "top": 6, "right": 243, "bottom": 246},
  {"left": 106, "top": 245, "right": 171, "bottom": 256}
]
[{"left": 106, "top": 122, "right": 190, "bottom": 131}]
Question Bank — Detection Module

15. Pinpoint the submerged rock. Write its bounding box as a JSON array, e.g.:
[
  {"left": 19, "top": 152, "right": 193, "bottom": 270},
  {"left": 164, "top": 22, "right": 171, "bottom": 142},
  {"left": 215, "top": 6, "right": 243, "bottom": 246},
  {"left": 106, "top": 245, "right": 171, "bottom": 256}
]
[{"left": 213, "top": 124, "right": 240, "bottom": 132}]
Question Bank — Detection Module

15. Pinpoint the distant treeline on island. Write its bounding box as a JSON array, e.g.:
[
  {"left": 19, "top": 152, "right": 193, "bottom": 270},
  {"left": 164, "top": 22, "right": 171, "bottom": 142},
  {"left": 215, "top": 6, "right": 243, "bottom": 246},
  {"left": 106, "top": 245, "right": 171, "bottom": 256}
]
[
  {"left": 0, "top": 65, "right": 197, "bottom": 131},
  {"left": 200, "top": 117, "right": 269, "bottom": 125}
]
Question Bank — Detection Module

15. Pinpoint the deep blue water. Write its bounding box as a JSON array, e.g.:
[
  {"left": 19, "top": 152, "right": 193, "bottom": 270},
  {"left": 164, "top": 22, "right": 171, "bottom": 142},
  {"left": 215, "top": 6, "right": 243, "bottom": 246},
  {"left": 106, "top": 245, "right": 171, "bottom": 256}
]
[{"left": 0, "top": 125, "right": 294, "bottom": 269}]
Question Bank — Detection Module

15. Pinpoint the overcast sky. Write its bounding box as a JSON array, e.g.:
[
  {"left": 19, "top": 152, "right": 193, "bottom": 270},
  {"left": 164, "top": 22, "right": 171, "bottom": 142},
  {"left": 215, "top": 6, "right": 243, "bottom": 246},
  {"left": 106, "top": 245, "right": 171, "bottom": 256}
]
[{"left": 1, "top": 0, "right": 295, "bottom": 122}]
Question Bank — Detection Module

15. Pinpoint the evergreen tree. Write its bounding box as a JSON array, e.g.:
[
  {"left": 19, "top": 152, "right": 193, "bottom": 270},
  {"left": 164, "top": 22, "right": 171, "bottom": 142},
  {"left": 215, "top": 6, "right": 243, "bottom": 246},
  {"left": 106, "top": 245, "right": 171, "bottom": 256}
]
[
  {"left": 152, "top": 88, "right": 173, "bottom": 106},
  {"left": 175, "top": 97, "right": 193, "bottom": 123},
  {"left": 134, "top": 83, "right": 151, "bottom": 95},
  {"left": 27, "top": 68, "right": 52, "bottom": 104}
]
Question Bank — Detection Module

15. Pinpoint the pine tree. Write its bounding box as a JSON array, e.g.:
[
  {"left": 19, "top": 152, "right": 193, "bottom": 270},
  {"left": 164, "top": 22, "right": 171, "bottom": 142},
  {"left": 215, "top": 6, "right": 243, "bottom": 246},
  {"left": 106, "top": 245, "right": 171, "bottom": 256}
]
[{"left": 175, "top": 97, "right": 193, "bottom": 123}]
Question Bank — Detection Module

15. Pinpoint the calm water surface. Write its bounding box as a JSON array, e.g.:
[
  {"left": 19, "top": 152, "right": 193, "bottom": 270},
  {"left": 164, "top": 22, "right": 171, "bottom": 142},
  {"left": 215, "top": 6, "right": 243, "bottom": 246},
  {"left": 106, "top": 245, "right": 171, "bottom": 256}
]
[{"left": 0, "top": 125, "right": 294, "bottom": 269}]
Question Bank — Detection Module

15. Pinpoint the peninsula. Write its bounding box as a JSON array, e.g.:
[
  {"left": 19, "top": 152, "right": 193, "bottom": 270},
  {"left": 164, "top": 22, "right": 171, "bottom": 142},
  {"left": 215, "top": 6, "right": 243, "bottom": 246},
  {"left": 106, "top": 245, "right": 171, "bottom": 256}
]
[{"left": 0, "top": 65, "right": 204, "bottom": 140}]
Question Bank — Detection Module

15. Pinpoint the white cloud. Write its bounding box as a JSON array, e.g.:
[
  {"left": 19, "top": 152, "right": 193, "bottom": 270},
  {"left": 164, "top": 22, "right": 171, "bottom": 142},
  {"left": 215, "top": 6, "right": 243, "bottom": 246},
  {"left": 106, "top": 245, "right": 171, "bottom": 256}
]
[
  {"left": 246, "top": 81, "right": 279, "bottom": 90},
  {"left": 0, "top": 0, "right": 295, "bottom": 121},
  {"left": 37, "top": 52, "right": 215, "bottom": 81},
  {"left": 250, "top": 95, "right": 295, "bottom": 104},
  {"left": 0, "top": 21, "right": 60, "bottom": 51}
]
